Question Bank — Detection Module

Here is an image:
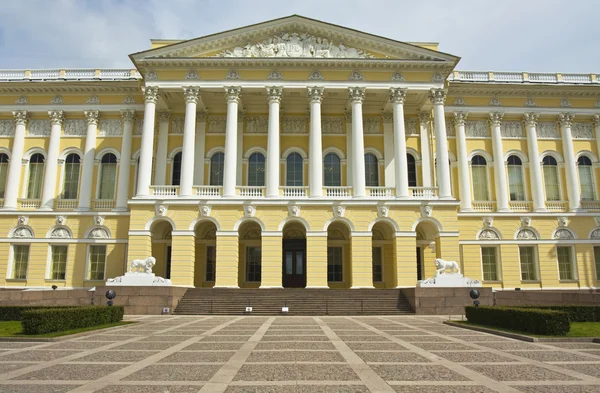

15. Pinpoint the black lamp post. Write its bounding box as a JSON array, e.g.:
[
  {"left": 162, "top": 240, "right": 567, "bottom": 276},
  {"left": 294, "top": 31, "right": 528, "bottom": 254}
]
[
  {"left": 470, "top": 289, "right": 480, "bottom": 308},
  {"left": 105, "top": 290, "right": 116, "bottom": 306}
]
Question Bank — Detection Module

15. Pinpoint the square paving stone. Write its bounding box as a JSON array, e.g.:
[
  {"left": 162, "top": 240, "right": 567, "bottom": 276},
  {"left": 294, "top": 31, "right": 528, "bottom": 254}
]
[
  {"left": 112, "top": 342, "right": 174, "bottom": 350},
  {"left": 1, "top": 350, "right": 81, "bottom": 361},
  {"left": 183, "top": 342, "right": 245, "bottom": 351},
  {"left": 355, "top": 351, "right": 432, "bottom": 363},
  {"left": 381, "top": 330, "right": 421, "bottom": 335},
  {"left": 470, "top": 342, "right": 546, "bottom": 351},
  {"left": 465, "top": 364, "right": 577, "bottom": 381},
  {"left": 393, "top": 386, "right": 497, "bottom": 393},
  {"left": 233, "top": 364, "right": 359, "bottom": 381},
  {"left": 0, "top": 385, "right": 81, "bottom": 393},
  {"left": 453, "top": 335, "right": 511, "bottom": 342},
  {"left": 506, "top": 350, "right": 597, "bottom": 362},
  {"left": 80, "top": 335, "right": 136, "bottom": 341},
  {"left": 75, "top": 350, "right": 160, "bottom": 362},
  {"left": 225, "top": 386, "right": 370, "bottom": 393},
  {"left": 579, "top": 350, "right": 600, "bottom": 356},
  {"left": 96, "top": 386, "right": 202, "bottom": 393},
  {"left": 431, "top": 351, "right": 517, "bottom": 363},
  {"left": 546, "top": 343, "right": 600, "bottom": 350},
  {"left": 15, "top": 364, "right": 125, "bottom": 380},
  {"left": 202, "top": 335, "right": 252, "bottom": 342},
  {"left": 0, "top": 343, "right": 39, "bottom": 349},
  {"left": 396, "top": 336, "right": 453, "bottom": 343},
  {"left": 159, "top": 351, "right": 235, "bottom": 363},
  {"left": 43, "top": 341, "right": 110, "bottom": 350},
  {"left": 411, "top": 342, "right": 475, "bottom": 351},
  {"left": 515, "top": 386, "right": 600, "bottom": 393},
  {"left": 554, "top": 363, "right": 600, "bottom": 378},
  {"left": 0, "top": 363, "right": 38, "bottom": 373},
  {"left": 255, "top": 342, "right": 335, "bottom": 350},
  {"left": 247, "top": 350, "right": 345, "bottom": 362},
  {"left": 339, "top": 335, "right": 390, "bottom": 342},
  {"left": 143, "top": 335, "right": 190, "bottom": 342},
  {"left": 213, "top": 331, "right": 257, "bottom": 335},
  {"left": 371, "top": 364, "right": 469, "bottom": 381},
  {"left": 261, "top": 335, "right": 329, "bottom": 342},
  {"left": 345, "top": 342, "right": 408, "bottom": 350},
  {"left": 124, "top": 364, "right": 221, "bottom": 381}
]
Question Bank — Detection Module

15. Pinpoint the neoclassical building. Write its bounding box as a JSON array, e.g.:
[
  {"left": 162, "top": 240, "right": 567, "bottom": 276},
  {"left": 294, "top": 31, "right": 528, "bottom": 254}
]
[{"left": 1, "top": 15, "right": 599, "bottom": 290}]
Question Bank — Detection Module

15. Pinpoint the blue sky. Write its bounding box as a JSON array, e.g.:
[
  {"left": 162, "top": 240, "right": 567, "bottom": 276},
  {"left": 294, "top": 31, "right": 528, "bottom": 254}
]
[{"left": 0, "top": 0, "right": 597, "bottom": 72}]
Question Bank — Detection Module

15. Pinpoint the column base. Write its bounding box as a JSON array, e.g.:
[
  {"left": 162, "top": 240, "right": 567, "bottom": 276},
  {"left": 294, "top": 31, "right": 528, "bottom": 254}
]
[
  {"left": 396, "top": 195, "right": 412, "bottom": 200},
  {"left": 74, "top": 207, "right": 90, "bottom": 212},
  {"left": 533, "top": 208, "right": 549, "bottom": 213},
  {"left": 213, "top": 285, "right": 240, "bottom": 289},
  {"left": 259, "top": 285, "right": 284, "bottom": 289},
  {"left": 305, "top": 286, "right": 329, "bottom": 289},
  {"left": 37, "top": 206, "right": 52, "bottom": 211},
  {"left": 496, "top": 207, "right": 512, "bottom": 212},
  {"left": 350, "top": 286, "right": 375, "bottom": 289}
]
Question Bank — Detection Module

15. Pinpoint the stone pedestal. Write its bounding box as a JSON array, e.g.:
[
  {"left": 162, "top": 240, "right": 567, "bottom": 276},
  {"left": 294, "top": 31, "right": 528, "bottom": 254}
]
[
  {"left": 106, "top": 272, "right": 172, "bottom": 286},
  {"left": 418, "top": 273, "right": 481, "bottom": 288}
]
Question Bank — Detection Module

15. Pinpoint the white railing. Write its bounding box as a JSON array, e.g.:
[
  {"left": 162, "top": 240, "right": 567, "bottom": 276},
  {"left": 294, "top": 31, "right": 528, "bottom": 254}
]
[
  {"left": 562, "top": 74, "right": 592, "bottom": 84},
  {"left": 0, "top": 70, "right": 27, "bottom": 80},
  {"left": 529, "top": 73, "right": 558, "bottom": 83},
  {"left": 30, "top": 69, "right": 60, "bottom": 79},
  {"left": 100, "top": 69, "right": 135, "bottom": 79},
  {"left": 55, "top": 199, "right": 78, "bottom": 210},
  {"left": 150, "top": 185, "right": 179, "bottom": 197},
  {"left": 65, "top": 69, "right": 96, "bottom": 79},
  {"left": 367, "top": 187, "right": 394, "bottom": 198},
  {"left": 456, "top": 71, "right": 489, "bottom": 82},
  {"left": 0, "top": 69, "right": 141, "bottom": 82},
  {"left": 449, "top": 71, "right": 600, "bottom": 85},
  {"left": 493, "top": 72, "right": 523, "bottom": 82},
  {"left": 581, "top": 200, "right": 600, "bottom": 210},
  {"left": 18, "top": 199, "right": 41, "bottom": 209},
  {"left": 238, "top": 186, "right": 265, "bottom": 197},
  {"left": 409, "top": 187, "right": 438, "bottom": 199},
  {"left": 472, "top": 201, "right": 496, "bottom": 212},
  {"left": 546, "top": 201, "right": 568, "bottom": 211},
  {"left": 280, "top": 186, "right": 308, "bottom": 198},
  {"left": 195, "top": 186, "right": 222, "bottom": 197},
  {"left": 92, "top": 199, "right": 116, "bottom": 210},
  {"left": 324, "top": 186, "right": 352, "bottom": 198},
  {"left": 509, "top": 201, "right": 532, "bottom": 212}
]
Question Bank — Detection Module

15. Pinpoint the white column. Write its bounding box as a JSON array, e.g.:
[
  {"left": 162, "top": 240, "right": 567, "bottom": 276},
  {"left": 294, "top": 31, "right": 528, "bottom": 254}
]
[
  {"left": 454, "top": 112, "right": 472, "bottom": 211},
  {"left": 345, "top": 111, "right": 353, "bottom": 186},
  {"left": 524, "top": 113, "right": 546, "bottom": 212},
  {"left": 154, "top": 111, "right": 170, "bottom": 186},
  {"left": 349, "top": 87, "right": 366, "bottom": 198},
  {"left": 77, "top": 110, "right": 99, "bottom": 210},
  {"left": 390, "top": 88, "right": 409, "bottom": 198},
  {"left": 194, "top": 111, "right": 207, "bottom": 185},
  {"left": 115, "top": 110, "right": 135, "bottom": 210},
  {"left": 489, "top": 112, "right": 509, "bottom": 211},
  {"left": 429, "top": 89, "right": 452, "bottom": 199},
  {"left": 594, "top": 115, "right": 600, "bottom": 168},
  {"left": 236, "top": 111, "right": 245, "bottom": 186},
  {"left": 382, "top": 113, "right": 394, "bottom": 187},
  {"left": 418, "top": 112, "right": 432, "bottom": 188},
  {"left": 136, "top": 86, "right": 158, "bottom": 197},
  {"left": 223, "top": 86, "right": 241, "bottom": 197},
  {"left": 308, "top": 87, "right": 324, "bottom": 197},
  {"left": 559, "top": 113, "right": 580, "bottom": 211},
  {"left": 180, "top": 87, "right": 200, "bottom": 197},
  {"left": 3, "top": 111, "right": 27, "bottom": 210},
  {"left": 266, "top": 86, "right": 283, "bottom": 197},
  {"left": 40, "top": 111, "right": 63, "bottom": 210}
]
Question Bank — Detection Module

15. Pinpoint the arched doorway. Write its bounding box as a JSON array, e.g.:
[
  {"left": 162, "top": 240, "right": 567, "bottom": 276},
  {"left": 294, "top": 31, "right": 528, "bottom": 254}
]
[
  {"left": 194, "top": 221, "right": 217, "bottom": 288},
  {"left": 371, "top": 221, "right": 395, "bottom": 288},
  {"left": 282, "top": 221, "right": 307, "bottom": 288},
  {"left": 414, "top": 220, "right": 440, "bottom": 281},
  {"left": 238, "top": 221, "right": 262, "bottom": 288},
  {"left": 150, "top": 220, "right": 173, "bottom": 279},
  {"left": 327, "top": 221, "right": 351, "bottom": 288}
]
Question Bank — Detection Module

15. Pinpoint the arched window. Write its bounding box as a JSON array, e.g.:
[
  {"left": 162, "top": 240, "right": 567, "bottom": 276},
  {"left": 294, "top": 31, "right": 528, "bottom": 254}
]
[
  {"left": 62, "top": 153, "right": 81, "bottom": 200},
  {"left": 171, "top": 152, "right": 182, "bottom": 186},
  {"left": 324, "top": 153, "right": 341, "bottom": 187},
  {"left": 578, "top": 156, "right": 595, "bottom": 200},
  {"left": 210, "top": 152, "right": 224, "bottom": 186},
  {"left": 364, "top": 153, "right": 379, "bottom": 187},
  {"left": 407, "top": 153, "right": 417, "bottom": 187},
  {"left": 471, "top": 155, "right": 489, "bottom": 201},
  {"left": 27, "top": 153, "right": 45, "bottom": 199},
  {"left": 286, "top": 153, "right": 303, "bottom": 187},
  {"left": 507, "top": 155, "right": 525, "bottom": 201},
  {"left": 0, "top": 153, "right": 8, "bottom": 199},
  {"left": 542, "top": 156, "right": 560, "bottom": 201},
  {"left": 247, "top": 152, "right": 265, "bottom": 187},
  {"left": 98, "top": 153, "right": 117, "bottom": 200}
]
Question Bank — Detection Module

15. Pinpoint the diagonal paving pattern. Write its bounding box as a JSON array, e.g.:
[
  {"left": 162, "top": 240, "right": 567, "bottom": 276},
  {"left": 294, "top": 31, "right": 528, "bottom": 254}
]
[{"left": 0, "top": 315, "right": 599, "bottom": 392}]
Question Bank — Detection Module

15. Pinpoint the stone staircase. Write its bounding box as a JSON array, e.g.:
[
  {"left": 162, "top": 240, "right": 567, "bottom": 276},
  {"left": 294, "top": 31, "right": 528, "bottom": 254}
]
[{"left": 174, "top": 288, "right": 414, "bottom": 315}]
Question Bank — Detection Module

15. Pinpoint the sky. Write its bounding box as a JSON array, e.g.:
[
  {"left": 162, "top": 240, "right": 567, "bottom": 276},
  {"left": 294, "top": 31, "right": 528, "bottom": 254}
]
[{"left": 0, "top": 0, "right": 598, "bottom": 73}]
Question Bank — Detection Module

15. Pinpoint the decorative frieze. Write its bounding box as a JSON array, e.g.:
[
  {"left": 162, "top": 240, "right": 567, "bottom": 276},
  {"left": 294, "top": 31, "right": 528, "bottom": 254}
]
[
  {"left": 405, "top": 118, "right": 418, "bottom": 135},
  {"left": 63, "top": 119, "right": 87, "bottom": 136},
  {"left": 524, "top": 98, "right": 537, "bottom": 107},
  {"left": 308, "top": 70, "right": 323, "bottom": 80},
  {"left": 322, "top": 117, "right": 344, "bottom": 134},
  {"left": 98, "top": 119, "right": 122, "bottom": 137},
  {"left": 501, "top": 121, "right": 524, "bottom": 138},
  {"left": 453, "top": 97, "right": 466, "bottom": 106},
  {"left": 537, "top": 122, "right": 559, "bottom": 138},
  {"left": 349, "top": 70, "right": 364, "bottom": 81},
  {"left": 28, "top": 119, "right": 51, "bottom": 136},
  {"left": 122, "top": 96, "right": 136, "bottom": 104},
  {"left": 208, "top": 116, "right": 227, "bottom": 133},
  {"left": 465, "top": 120, "right": 489, "bottom": 138},
  {"left": 268, "top": 70, "right": 283, "bottom": 80},
  {"left": 572, "top": 123, "right": 594, "bottom": 139},
  {"left": 50, "top": 95, "right": 64, "bottom": 105},
  {"left": 478, "top": 229, "right": 499, "bottom": 240},
  {"left": 0, "top": 120, "right": 14, "bottom": 136},
  {"left": 282, "top": 116, "right": 307, "bottom": 134},
  {"left": 15, "top": 96, "right": 28, "bottom": 105},
  {"left": 391, "top": 72, "right": 405, "bottom": 81},
  {"left": 170, "top": 117, "right": 185, "bottom": 134},
  {"left": 516, "top": 228, "right": 537, "bottom": 240},
  {"left": 246, "top": 116, "right": 268, "bottom": 133},
  {"left": 363, "top": 117, "right": 381, "bottom": 134},
  {"left": 86, "top": 95, "right": 100, "bottom": 105},
  {"left": 134, "top": 118, "right": 143, "bottom": 135}
]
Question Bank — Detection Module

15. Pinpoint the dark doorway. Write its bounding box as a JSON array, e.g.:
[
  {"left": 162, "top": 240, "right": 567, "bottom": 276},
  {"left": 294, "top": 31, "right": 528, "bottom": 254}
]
[
  {"left": 165, "top": 246, "right": 172, "bottom": 279},
  {"left": 416, "top": 247, "right": 422, "bottom": 281},
  {"left": 282, "top": 239, "right": 306, "bottom": 288}
]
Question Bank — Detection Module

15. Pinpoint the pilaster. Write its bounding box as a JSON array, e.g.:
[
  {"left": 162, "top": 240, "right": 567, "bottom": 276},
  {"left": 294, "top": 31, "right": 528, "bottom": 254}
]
[
  {"left": 350, "top": 232, "right": 374, "bottom": 288},
  {"left": 214, "top": 231, "right": 239, "bottom": 288},
  {"left": 260, "top": 233, "right": 283, "bottom": 288},
  {"left": 306, "top": 234, "right": 328, "bottom": 288},
  {"left": 170, "top": 234, "right": 195, "bottom": 287}
]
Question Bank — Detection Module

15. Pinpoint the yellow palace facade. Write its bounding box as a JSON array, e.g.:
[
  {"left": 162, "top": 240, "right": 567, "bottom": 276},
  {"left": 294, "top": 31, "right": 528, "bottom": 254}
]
[{"left": 1, "top": 15, "right": 600, "bottom": 291}]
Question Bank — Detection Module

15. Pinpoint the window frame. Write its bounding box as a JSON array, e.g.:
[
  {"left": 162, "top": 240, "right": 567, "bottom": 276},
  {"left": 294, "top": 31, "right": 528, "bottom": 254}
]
[
  {"left": 556, "top": 245, "right": 577, "bottom": 282},
  {"left": 518, "top": 245, "right": 539, "bottom": 282},
  {"left": 542, "top": 155, "right": 562, "bottom": 201},
  {"left": 0, "top": 152, "right": 9, "bottom": 199},
  {"left": 470, "top": 155, "right": 491, "bottom": 201},
  {"left": 323, "top": 153, "right": 342, "bottom": 187},
  {"left": 171, "top": 151, "right": 183, "bottom": 186},
  {"left": 47, "top": 244, "right": 68, "bottom": 281},
  {"left": 26, "top": 152, "right": 46, "bottom": 200},
  {"left": 61, "top": 153, "right": 81, "bottom": 200},
  {"left": 85, "top": 244, "right": 107, "bottom": 281},
  {"left": 8, "top": 244, "right": 30, "bottom": 280},
  {"left": 577, "top": 155, "right": 596, "bottom": 201},
  {"left": 364, "top": 153, "right": 379, "bottom": 187},
  {"left": 246, "top": 152, "right": 266, "bottom": 187},
  {"left": 327, "top": 246, "right": 344, "bottom": 282},
  {"left": 285, "top": 152, "right": 304, "bottom": 187},
  {"left": 480, "top": 246, "right": 500, "bottom": 282},
  {"left": 507, "top": 155, "right": 526, "bottom": 202},
  {"left": 245, "top": 246, "right": 262, "bottom": 282},
  {"left": 209, "top": 152, "right": 225, "bottom": 186},
  {"left": 407, "top": 153, "right": 417, "bottom": 187},
  {"left": 97, "top": 153, "right": 118, "bottom": 200}
]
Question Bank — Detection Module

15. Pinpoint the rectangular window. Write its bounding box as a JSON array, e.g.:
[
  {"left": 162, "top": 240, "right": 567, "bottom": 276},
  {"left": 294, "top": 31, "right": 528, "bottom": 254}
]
[
  {"left": 88, "top": 245, "right": 107, "bottom": 280},
  {"left": 62, "top": 162, "right": 80, "bottom": 200},
  {"left": 98, "top": 163, "right": 117, "bottom": 200},
  {"left": 594, "top": 247, "right": 600, "bottom": 281},
  {"left": 27, "top": 163, "right": 44, "bottom": 199},
  {"left": 205, "top": 246, "right": 216, "bottom": 282},
  {"left": 519, "top": 246, "right": 537, "bottom": 281},
  {"left": 557, "top": 246, "right": 575, "bottom": 281},
  {"left": 0, "top": 160, "right": 8, "bottom": 198},
  {"left": 50, "top": 245, "right": 68, "bottom": 280},
  {"left": 246, "top": 247, "right": 261, "bottom": 282},
  {"left": 12, "top": 245, "right": 30, "bottom": 280},
  {"left": 327, "top": 246, "right": 343, "bottom": 282},
  {"left": 471, "top": 166, "right": 489, "bottom": 201},
  {"left": 481, "top": 246, "right": 498, "bottom": 281},
  {"left": 372, "top": 247, "right": 383, "bottom": 282},
  {"left": 543, "top": 166, "right": 560, "bottom": 201}
]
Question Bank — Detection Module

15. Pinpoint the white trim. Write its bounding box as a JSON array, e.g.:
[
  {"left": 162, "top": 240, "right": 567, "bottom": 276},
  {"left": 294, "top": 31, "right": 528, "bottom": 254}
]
[
  {"left": 479, "top": 244, "right": 500, "bottom": 282},
  {"left": 85, "top": 243, "right": 107, "bottom": 281},
  {"left": 556, "top": 244, "right": 578, "bottom": 281},
  {"left": 23, "top": 147, "right": 47, "bottom": 161},
  {"left": 514, "top": 226, "right": 541, "bottom": 240},
  {"left": 145, "top": 216, "right": 176, "bottom": 231},
  {"left": 171, "top": 230, "right": 194, "bottom": 236},
  {"left": 517, "top": 244, "right": 540, "bottom": 282},
  {"left": 243, "top": 146, "right": 267, "bottom": 159},
  {"left": 45, "top": 225, "right": 73, "bottom": 238},
  {"left": 540, "top": 150, "right": 564, "bottom": 163},
  {"left": 168, "top": 147, "right": 183, "bottom": 160},
  {"left": 411, "top": 217, "right": 443, "bottom": 232},
  {"left": 504, "top": 149, "right": 529, "bottom": 163},
  {"left": 323, "top": 217, "right": 355, "bottom": 232},
  {"left": 45, "top": 243, "right": 69, "bottom": 281},
  {"left": 281, "top": 147, "right": 307, "bottom": 160},
  {"left": 0, "top": 146, "right": 11, "bottom": 160},
  {"left": 367, "top": 217, "right": 400, "bottom": 232},
  {"left": 233, "top": 216, "right": 265, "bottom": 231},
  {"left": 395, "top": 231, "right": 417, "bottom": 237},
  {"left": 351, "top": 231, "right": 372, "bottom": 237},
  {"left": 84, "top": 225, "right": 112, "bottom": 239},
  {"left": 438, "top": 231, "right": 460, "bottom": 237},
  {"left": 468, "top": 149, "right": 493, "bottom": 162},
  {"left": 306, "top": 231, "right": 327, "bottom": 237},
  {"left": 406, "top": 147, "right": 421, "bottom": 161},
  {"left": 476, "top": 227, "right": 502, "bottom": 240},
  {"left": 262, "top": 231, "right": 283, "bottom": 236},
  {"left": 364, "top": 147, "right": 383, "bottom": 161},
  {"left": 189, "top": 216, "right": 220, "bottom": 231},
  {"left": 551, "top": 227, "right": 576, "bottom": 240},
  {"left": 216, "top": 230, "right": 238, "bottom": 237},
  {"left": 128, "top": 230, "right": 151, "bottom": 236},
  {"left": 575, "top": 150, "right": 598, "bottom": 162},
  {"left": 58, "top": 147, "right": 84, "bottom": 162},
  {"left": 323, "top": 147, "right": 345, "bottom": 160},
  {"left": 94, "top": 147, "right": 120, "bottom": 161},
  {"left": 279, "top": 216, "right": 310, "bottom": 232}
]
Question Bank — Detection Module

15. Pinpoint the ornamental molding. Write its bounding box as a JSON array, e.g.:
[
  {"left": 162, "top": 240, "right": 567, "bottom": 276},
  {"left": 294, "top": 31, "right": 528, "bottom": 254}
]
[
  {"left": 333, "top": 205, "right": 346, "bottom": 217},
  {"left": 246, "top": 116, "right": 268, "bottom": 133},
  {"left": 488, "top": 112, "right": 504, "bottom": 126},
  {"left": 0, "top": 86, "right": 139, "bottom": 95},
  {"left": 0, "top": 120, "right": 14, "bottom": 136},
  {"left": 381, "top": 112, "right": 393, "bottom": 124},
  {"left": 363, "top": 117, "right": 381, "bottom": 134},
  {"left": 421, "top": 205, "right": 432, "bottom": 217},
  {"left": 48, "top": 110, "right": 64, "bottom": 126},
  {"left": 18, "top": 216, "right": 28, "bottom": 225},
  {"left": 11, "top": 226, "right": 33, "bottom": 238},
  {"left": 429, "top": 89, "right": 446, "bottom": 105},
  {"left": 572, "top": 123, "right": 594, "bottom": 139},
  {"left": 99, "top": 119, "right": 123, "bottom": 136},
  {"left": 28, "top": 119, "right": 51, "bottom": 136},
  {"left": 282, "top": 116, "right": 307, "bottom": 134},
  {"left": 516, "top": 228, "right": 537, "bottom": 240},
  {"left": 185, "top": 70, "right": 199, "bottom": 80},
  {"left": 482, "top": 217, "right": 493, "bottom": 227},
  {"left": 465, "top": 120, "right": 489, "bottom": 138},
  {"left": 308, "top": 70, "right": 323, "bottom": 80},
  {"left": 88, "top": 227, "right": 110, "bottom": 239},
  {"left": 266, "top": 86, "right": 283, "bottom": 103},
  {"left": 121, "top": 109, "right": 136, "bottom": 123},
  {"left": 308, "top": 86, "right": 324, "bottom": 103},
  {"left": 122, "top": 95, "right": 136, "bottom": 104},
  {"left": 63, "top": 119, "right": 87, "bottom": 136},
  {"left": 322, "top": 116, "right": 344, "bottom": 134},
  {"left": 183, "top": 86, "right": 201, "bottom": 104},
  {"left": 94, "top": 215, "right": 105, "bottom": 226},
  {"left": 431, "top": 73, "right": 444, "bottom": 82},
  {"left": 524, "top": 98, "right": 537, "bottom": 107},
  {"left": 288, "top": 205, "right": 301, "bottom": 217},
  {"left": 207, "top": 116, "right": 227, "bottom": 133},
  {"left": 15, "top": 96, "right": 28, "bottom": 105},
  {"left": 84, "top": 110, "right": 99, "bottom": 125},
  {"left": 244, "top": 205, "right": 256, "bottom": 217},
  {"left": 348, "top": 86, "right": 365, "bottom": 103},
  {"left": 558, "top": 113, "right": 574, "bottom": 127},
  {"left": 453, "top": 97, "right": 466, "bottom": 106},
  {"left": 156, "top": 204, "right": 167, "bottom": 217},
  {"left": 226, "top": 70, "right": 240, "bottom": 80},
  {"left": 453, "top": 112, "right": 468, "bottom": 126},
  {"left": 143, "top": 86, "right": 159, "bottom": 104},
  {"left": 521, "top": 217, "right": 532, "bottom": 227},
  {"left": 145, "top": 70, "right": 158, "bottom": 80},
  {"left": 56, "top": 215, "right": 66, "bottom": 226},
  {"left": 50, "top": 95, "right": 64, "bottom": 105},
  {"left": 268, "top": 70, "right": 283, "bottom": 80},
  {"left": 590, "top": 228, "right": 600, "bottom": 240},
  {"left": 478, "top": 228, "right": 500, "bottom": 240},
  {"left": 134, "top": 118, "right": 143, "bottom": 135},
  {"left": 558, "top": 216, "right": 568, "bottom": 227},
  {"left": 405, "top": 118, "right": 418, "bottom": 135},
  {"left": 523, "top": 113, "right": 539, "bottom": 127},
  {"left": 445, "top": 119, "right": 456, "bottom": 136},
  {"left": 224, "top": 86, "right": 242, "bottom": 103},
  {"left": 488, "top": 97, "right": 502, "bottom": 106},
  {"left": 538, "top": 122, "right": 559, "bottom": 138},
  {"left": 560, "top": 98, "right": 572, "bottom": 108},
  {"left": 447, "top": 84, "right": 600, "bottom": 98},
  {"left": 200, "top": 205, "right": 211, "bottom": 217},
  {"left": 377, "top": 205, "right": 389, "bottom": 218},
  {"left": 170, "top": 116, "right": 185, "bottom": 134},
  {"left": 50, "top": 227, "right": 72, "bottom": 239},
  {"left": 389, "top": 88, "right": 407, "bottom": 104},
  {"left": 553, "top": 228, "right": 574, "bottom": 240},
  {"left": 86, "top": 95, "right": 100, "bottom": 105},
  {"left": 391, "top": 72, "right": 405, "bottom": 81},
  {"left": 501, "top": 121, "right": 524, "bottom": 138},
  {"left": 348, "top": 70, "right": 364, "bottom": 81}
]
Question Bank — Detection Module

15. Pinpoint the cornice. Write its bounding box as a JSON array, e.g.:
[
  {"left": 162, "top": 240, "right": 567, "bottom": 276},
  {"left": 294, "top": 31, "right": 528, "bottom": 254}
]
[
  {"left": 0, "top": 85, "right": 141, "bottom": 94},
  {"left": 448, "top": 82, "right": 600, "bottom": 98}
]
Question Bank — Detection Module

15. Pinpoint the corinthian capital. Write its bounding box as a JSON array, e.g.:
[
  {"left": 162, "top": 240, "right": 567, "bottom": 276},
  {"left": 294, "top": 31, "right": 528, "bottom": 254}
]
[
  {"left": 523, "top": 112, "right": 539, "bottom": 127},
  {"left": 308, "top": 86, "right": 324, "bottom": 103},
  {"left": 48, "top": 110, "right": 64, "bottom": 126},
  {"left": 418, "top": 111, "right": 430, "bottom": 124},
  {"left": 121, "top": 109, "right": 136, "bottom": 123},
  {"left": 389, "top": 88, "right": 407, "bottom": 105},
  {"left": 488, "top": 112, "right": 504, "bottom": 126},
  {"left": 266, "top": 86, "right": 283, "bottom": 104},
  {"left": 429, "top": 89, "right": 446, "bottom": 105},
  {"left": 183, "top": 86, "right": 201, "bottom": 104},
  {"left": 382, "top": 112, "right": 393, "bottom": 123},
  {"left": 453, "top": 112, "right": 468, "bottom": 126},
  {"left": 84, "top": 110, "right": 99, "bottom": 125},
  {"left": 348, "top": 87, "right": 365, "bottom": 103},
  {"left": 224, "top": 86, "right": 242, "bottom": 103},
  {"left": 12, "top": 110, "right": 28, "bottom": 126},
  {"left": 143, "top": 86, "right": 159, "bottom": 104},
  {"left": 593, "top": 114, "right": 600, "bottom": 127},
  {"left": 558, "top": 113, "right": 574, "bottom": 127}
]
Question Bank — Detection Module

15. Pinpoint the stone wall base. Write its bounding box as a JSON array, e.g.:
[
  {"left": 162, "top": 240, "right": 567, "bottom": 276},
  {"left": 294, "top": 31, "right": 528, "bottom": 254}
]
[{"left": 402, "top": 287, "right": 493, "bottom": 315}]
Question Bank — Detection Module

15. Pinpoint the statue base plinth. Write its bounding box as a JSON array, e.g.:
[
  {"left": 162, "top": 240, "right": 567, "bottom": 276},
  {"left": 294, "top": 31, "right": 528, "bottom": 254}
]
[
  {"left": 106, "top": 272, "right": 172, "bottom": 286},
  {"left": 418, "top": 273, "right": 481, "bottom": 288}
]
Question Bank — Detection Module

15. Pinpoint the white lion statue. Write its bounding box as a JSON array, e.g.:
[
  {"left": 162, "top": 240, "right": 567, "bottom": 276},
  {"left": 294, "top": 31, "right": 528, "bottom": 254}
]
[
  {"left": 129, "top": 256, "right": 156, "bottom": 274},
  {"left": 434, "top": 258, "right": 460, "bottom": 276}
]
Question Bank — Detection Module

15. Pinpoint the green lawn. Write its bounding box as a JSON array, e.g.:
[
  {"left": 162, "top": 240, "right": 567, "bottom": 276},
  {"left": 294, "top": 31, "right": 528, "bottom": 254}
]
[
  {"left": 0, "top": 321, "right": 134, "bottom": 338},
  {"left": 455, "top": 321, "right": 600, "bottom": 338}
]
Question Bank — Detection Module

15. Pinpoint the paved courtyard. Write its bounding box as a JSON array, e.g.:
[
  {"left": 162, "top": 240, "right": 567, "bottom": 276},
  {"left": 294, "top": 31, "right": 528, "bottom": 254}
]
[{"left": 0, "top": 315, "right": 599, "bottom": 393}]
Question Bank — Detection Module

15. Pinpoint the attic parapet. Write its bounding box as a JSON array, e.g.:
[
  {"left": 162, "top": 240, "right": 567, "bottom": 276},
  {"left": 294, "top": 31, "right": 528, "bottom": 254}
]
[
  {"left": 0, "top": 69, "right": 141, "bottom": 82},
  {"left": 449, "top": 71, "right": 599, "bottom": 85}
]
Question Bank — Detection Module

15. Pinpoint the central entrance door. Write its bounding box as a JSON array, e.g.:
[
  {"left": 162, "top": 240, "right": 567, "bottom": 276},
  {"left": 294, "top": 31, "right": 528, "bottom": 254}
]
[{"left": 282, "top": 239, "right": 306, "bottom": 288}]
